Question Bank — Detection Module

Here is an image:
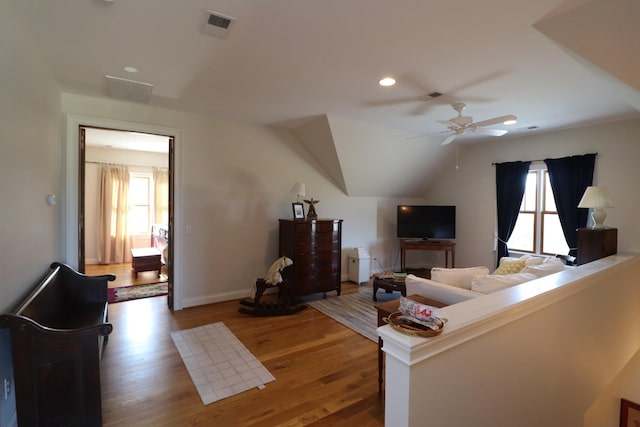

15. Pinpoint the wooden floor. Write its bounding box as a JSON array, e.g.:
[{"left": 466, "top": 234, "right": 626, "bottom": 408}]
[
  {"left": 86, "top": 262, "right": 168, "bottom": 289},
  {"left": 101, "top": 283, "right": 385, "bottom": 426}
]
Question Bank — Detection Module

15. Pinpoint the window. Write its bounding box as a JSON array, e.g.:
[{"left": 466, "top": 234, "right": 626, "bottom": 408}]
[
  {"left": 129, "top": 173, "right": 153, "bottom": 234},
  {"left": 507, "top": 165, "right": 569, "bottom": 255}
]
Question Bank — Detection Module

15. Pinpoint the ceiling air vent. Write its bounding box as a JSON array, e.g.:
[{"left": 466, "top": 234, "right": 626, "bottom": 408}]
[
  {"left": 202, "top": 10, "right": 236, "bottom": 38},
  {"left": 106, "top": 75, "right": 153, "bottom": 103},
  {"left": 428, "top": 92, "right": 443, "bottom": 98}
]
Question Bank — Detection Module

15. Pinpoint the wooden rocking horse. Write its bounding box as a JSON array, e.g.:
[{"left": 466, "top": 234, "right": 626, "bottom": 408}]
[{"left": 238, "top": 256, "right": 306, "bottom": 316}]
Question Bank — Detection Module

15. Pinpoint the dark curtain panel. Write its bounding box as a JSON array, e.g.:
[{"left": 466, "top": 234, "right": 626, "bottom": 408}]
[
  {"left": 544, "top": 153, "right": 596, "bottom": 256},
  {"left": 496, "top": 161, "right": 531, "bottom": 266}
]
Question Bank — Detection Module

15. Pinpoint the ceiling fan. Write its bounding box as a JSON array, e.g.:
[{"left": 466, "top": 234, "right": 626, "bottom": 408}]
[{"left": 433, "top": 103, "right": 517, "bottom": 145}]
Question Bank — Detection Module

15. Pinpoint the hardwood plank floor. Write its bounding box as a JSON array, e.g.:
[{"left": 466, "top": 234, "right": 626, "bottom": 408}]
[
  {"left": 86, "top": 262, "right": 168, "bottom": 289},
  {"left": 101, "top": 283, "right": 385, "bottom": 426}
]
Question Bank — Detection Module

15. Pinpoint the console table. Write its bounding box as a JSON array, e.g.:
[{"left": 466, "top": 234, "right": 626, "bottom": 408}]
[{"left": 400, "top": 239, "right": 455, "bottom": 271}]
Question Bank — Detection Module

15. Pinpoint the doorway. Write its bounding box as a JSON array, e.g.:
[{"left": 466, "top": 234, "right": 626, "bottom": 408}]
[{"left": 78, "top": 126, "right": 175, "bottom": 309}]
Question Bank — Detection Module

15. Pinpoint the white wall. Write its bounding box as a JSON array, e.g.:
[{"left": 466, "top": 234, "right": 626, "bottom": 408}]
[
  {"left": 61, "top": 93, "right": 430, "bottom": 308},
  {"left": 585, "top": 348, "right": 640, "bottom": 426},
  {"left": 0, "top": 2, "right": 62, "bottom": 425},
  {"left": 426, "top": 119, "right": 640, "bottom": 269},
  {"left": 61, "top": 96, "right": 640, "bottom": 309},
  {"left": 0, "top": 1, "right": 62, "bottom": 311}
]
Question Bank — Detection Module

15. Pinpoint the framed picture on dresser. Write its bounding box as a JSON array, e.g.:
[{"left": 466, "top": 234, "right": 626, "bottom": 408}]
[{"left": 292, "top": 202, "right": 305, "bottom": 220}]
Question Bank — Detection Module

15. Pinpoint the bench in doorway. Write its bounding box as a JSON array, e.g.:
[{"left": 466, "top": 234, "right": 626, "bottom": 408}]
[{"left": 131, "top": 247, "right": 162, "bottom": 278}]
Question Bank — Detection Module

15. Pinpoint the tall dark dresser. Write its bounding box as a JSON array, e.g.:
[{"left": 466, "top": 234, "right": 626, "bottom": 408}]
[{"left": 279, "top": 219, "right": 343, "bottom": 297}]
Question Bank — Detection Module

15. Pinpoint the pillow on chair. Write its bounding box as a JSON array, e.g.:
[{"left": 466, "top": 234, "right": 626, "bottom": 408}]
[{"left": 431, "top": 266, "right": 490, "bottom": 290}]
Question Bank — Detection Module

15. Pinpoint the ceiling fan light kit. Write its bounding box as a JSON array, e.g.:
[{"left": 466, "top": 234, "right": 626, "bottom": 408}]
[{"left": 434, "top": 103, "right": 517, "bottom": 145}]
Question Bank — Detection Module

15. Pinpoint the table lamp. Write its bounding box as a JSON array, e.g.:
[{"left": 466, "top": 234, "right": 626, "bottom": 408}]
[{"left": 578, "top": 186, "right": 613, "bottom": 229}]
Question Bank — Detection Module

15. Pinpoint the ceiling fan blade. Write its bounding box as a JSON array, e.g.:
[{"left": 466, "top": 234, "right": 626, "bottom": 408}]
[
  {"left": 471, "top": 115, "right": 517, "bottom": 128},
  {"left": 441, "top": 134, "right": 457, "bottom": 145},
  {"left": 405, "top": 129, "right": 449, "bottom": 140},
  {"left": 473, "top": 128, "right": 508, "bottom": 136}
]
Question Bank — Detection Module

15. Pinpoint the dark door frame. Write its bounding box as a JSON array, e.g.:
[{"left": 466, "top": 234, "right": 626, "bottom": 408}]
[{"left": 78, "top": 125, "right": 175, "bottom": 309}]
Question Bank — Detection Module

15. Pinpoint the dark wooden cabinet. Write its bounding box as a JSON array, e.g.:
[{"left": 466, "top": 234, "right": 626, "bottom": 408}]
[
  {"left": 0, "top": 263, "right": 113, "bottom": 427},
  {"left": 577, "top": 227, "right": 617, "bottom": 265},
  {"left": 279, "top": 219, "right": 343, "bottom": 297}
]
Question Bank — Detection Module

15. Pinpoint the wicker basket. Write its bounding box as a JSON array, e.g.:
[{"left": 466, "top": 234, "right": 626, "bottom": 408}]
[{"left": 383, "top": 311, "right": 446, "bottom": 338}]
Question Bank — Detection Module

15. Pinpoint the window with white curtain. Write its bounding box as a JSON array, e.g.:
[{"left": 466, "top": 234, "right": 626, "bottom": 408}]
[{"left": 128, "top": 172, "right": 153, "bottom": 234}]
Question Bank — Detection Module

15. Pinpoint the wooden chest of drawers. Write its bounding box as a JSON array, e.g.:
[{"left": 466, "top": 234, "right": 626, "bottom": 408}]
[
  {"left": 131, "top": 247, "right": 162, "bottom": 278},
  {"left": 279, "top": 219, "right": 343, "bottom": 297},
  {"left": 576, "top": 227, "right": 617, "bottom": 265}
]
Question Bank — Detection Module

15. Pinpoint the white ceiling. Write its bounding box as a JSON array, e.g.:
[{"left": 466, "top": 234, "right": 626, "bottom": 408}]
[
  {"left": 12, "top": 0, "right": 640, "bottom": 195},
  {"left": 85, "top": 128, "right": 169, "bottom": 153}
]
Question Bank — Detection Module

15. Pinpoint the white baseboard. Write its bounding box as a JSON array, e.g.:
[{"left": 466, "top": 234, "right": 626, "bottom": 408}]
[{"left": 181, "top": 290, "right": 250, "bottom": 309}]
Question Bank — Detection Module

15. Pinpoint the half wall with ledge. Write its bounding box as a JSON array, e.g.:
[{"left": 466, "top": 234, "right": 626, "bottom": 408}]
[{"left": 379, "top": 254, "right": 640, "bottom": 427}]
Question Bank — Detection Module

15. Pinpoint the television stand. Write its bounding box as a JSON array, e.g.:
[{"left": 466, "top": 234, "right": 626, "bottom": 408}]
[{"left": 400, "top": 239, "right": 455, "bottom": 272}]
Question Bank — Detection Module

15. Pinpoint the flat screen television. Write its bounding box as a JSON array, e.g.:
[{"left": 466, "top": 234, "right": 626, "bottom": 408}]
[{"left": 396, "top": 205, "right": 456, "bottom": 240}]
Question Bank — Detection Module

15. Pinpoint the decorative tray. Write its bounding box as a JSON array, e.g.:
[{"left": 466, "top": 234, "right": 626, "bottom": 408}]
[{"left": 383, "top": 311, "right": 446, "bottom": 338}]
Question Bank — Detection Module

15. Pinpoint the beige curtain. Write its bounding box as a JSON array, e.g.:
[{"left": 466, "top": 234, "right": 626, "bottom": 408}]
[
  {"left": 153, "top": 167, "right": 169, "bottom": 225},
  {"left": 98, "top": 164, "right": 132, "bottom": 264}
]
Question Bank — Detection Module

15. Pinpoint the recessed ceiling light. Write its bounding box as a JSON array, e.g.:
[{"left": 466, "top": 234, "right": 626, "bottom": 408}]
[
  {"left": 378, "top": 77, "right": 396, "bottom": 87},
  {"left": 503, "top": 119, "right": 517, "bottom": 125},
  {"left": 123, "top": 66, "right": 138, "bottom": 73}
]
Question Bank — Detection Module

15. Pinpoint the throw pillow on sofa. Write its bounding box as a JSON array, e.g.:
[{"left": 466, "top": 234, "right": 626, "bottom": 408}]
[
  {"left": 499, "top": 255, "right": 544, "bottom": 267},
  {"left": 522, "top": 257, "right": 566, "bottom": 277},
  {"left": 493, "top": 259, "right": 525, "bottom": 275},
  {"left": 519, "top": 254, "right": 544, "bottom": 266},
  {"left": 430, "top": 266, "right": 490, "bottom": 290},
  {"left": 471, "top": 272, "right": 538, "bottom": 294}
]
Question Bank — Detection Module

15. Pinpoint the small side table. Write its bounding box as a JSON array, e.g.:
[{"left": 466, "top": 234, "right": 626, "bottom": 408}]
[{"left": 374, "top": 294, "right": 447, "bottom": 393}]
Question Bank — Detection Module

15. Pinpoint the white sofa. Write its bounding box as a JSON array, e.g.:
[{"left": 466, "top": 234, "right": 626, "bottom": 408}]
[{"left": 405, "top": 256, "right": 568, "bottom": 306}]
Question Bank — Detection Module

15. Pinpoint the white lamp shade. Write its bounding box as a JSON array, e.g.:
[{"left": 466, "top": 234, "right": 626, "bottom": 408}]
[
  {"left": 578, "top": 186, "right": 613, "bottom": 229},
  {"left": 577, "top": 186, "right": 613, "bottom": 208},
  {"left": 290, "top": 182, "right": 306, "bottom": 197}
]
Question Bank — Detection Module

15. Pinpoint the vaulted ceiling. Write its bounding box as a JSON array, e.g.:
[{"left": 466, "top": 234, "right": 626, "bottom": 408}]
[{"left": 13, "top": 0, "right": 640, "bottom": 196}]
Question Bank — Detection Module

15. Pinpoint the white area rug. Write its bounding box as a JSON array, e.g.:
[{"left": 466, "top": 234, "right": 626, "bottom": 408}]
[{"left": 170, "top": 322, "right": 275, "bottom": 405}]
